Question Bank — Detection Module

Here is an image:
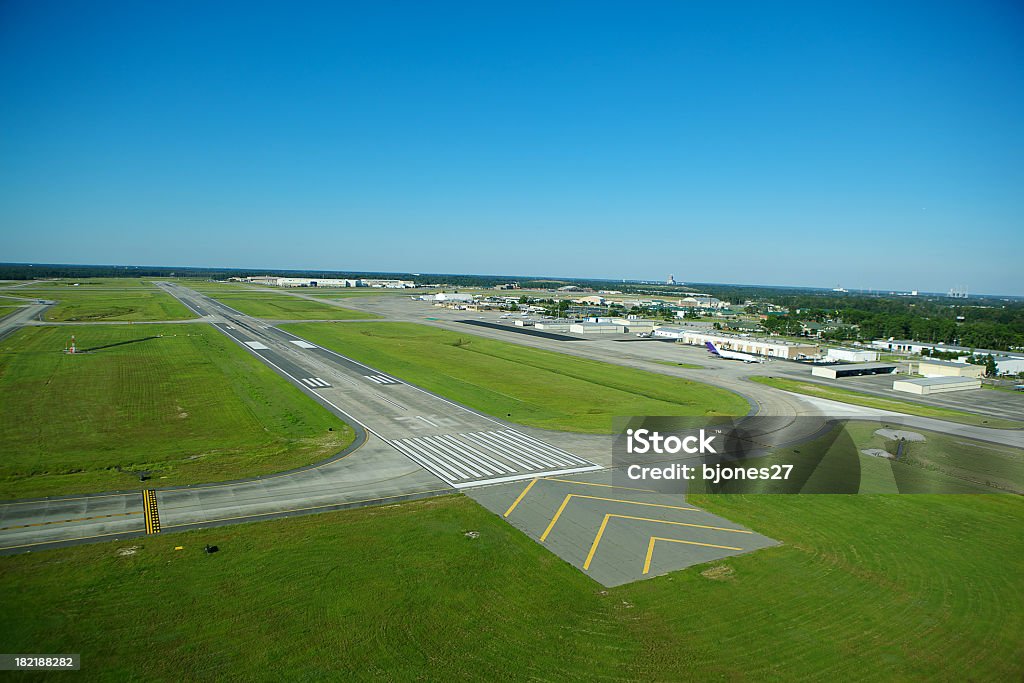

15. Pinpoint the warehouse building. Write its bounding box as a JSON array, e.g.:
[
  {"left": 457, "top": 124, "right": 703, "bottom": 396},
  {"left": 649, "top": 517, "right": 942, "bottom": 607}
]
[
  {"left": 893, "top": 376, "right": 981, "bottom": 395},
  {"left": 570, "top": 322, "right": 626, "bottom": 335},
  {"left": 811, "top": 362, "right": 899, "bottom": 379},
  {"left": 826, "top": 347, "right": 879, "bottom": 363},
  {"left": 433, "top": 293, "right": 474, "bottom": 303},
  {"left": 916, "top": 359, "right": 983, "bottom": 379},
  {"left": 654, "top": 327, "right": 820, "bottom": 360}
]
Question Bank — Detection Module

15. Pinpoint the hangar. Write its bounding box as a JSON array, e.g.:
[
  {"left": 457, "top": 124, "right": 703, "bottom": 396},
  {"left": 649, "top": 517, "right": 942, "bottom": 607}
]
[
  {"left": 893, "top": 376, "right": 981, "bottom": 395},
  {"left": 916, "top": 359, "right": 983, "bottom": 379},
  {"left": 811, "top": 362, "right": 898, "bottom": 379},
  {"left": 826, "top": 347, "right": 879, "bottom": 363},
  {"left": 570, "top": 322, "right": 626, "bottom": 335}
]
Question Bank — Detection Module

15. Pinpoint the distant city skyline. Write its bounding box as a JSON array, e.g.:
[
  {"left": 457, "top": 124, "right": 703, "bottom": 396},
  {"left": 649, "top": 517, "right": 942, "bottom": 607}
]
[{"left": 2, "top": 2, "right": 1022, "bottom": 294}]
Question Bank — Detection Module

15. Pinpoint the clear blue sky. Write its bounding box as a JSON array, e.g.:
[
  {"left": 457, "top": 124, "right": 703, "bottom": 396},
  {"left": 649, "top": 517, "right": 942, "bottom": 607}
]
[{"left": 2, "top": 1, "right": 1022, "bottom": 294}]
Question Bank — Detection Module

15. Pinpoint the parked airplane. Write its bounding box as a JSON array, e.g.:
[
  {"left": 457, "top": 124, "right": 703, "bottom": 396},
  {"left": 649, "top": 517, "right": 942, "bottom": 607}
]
[{"left": 705, "top": 341, "right": 763, "bottom": 363}]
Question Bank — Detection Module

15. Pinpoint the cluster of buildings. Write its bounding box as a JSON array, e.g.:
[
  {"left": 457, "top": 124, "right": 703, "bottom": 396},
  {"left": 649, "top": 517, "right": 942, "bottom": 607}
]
[
  {"left": 872, "top": 339, "right": 1024, "bottom": 376},
  {"left": 234, "top": 276, "right": 416, "bottom": 288},
  {"left": 653, "top": 327, "right": 820, "bottom": 360}
]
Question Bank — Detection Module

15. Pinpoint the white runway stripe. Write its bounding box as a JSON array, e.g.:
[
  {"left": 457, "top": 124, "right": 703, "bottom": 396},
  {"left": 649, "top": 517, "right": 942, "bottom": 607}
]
[
  {"left": 461, "top": 432, "right": 551, "bottom": 470},
  {"left": 503, "top": 429, "right": 589, "bottom": 464},
  {"left": 416, "top": 437, "right": 495, "bottom": 477},
  {"left": 424, "top": 435, "right": 506, "bottom": 476},
  {"left": 390, "top": 441, "right": 460, "bottom": 483},
  {"left": 391, "top": 430, "right": 597, "bottom": 485},
  {"left": 434, "top": 434, "right": 514, "bottom": 475},
  {"left": 475, "top": 431, "right": 564, "bottom": 468},
  {"left": 397, "top": 438, "right": 477, "bottom": 479}
]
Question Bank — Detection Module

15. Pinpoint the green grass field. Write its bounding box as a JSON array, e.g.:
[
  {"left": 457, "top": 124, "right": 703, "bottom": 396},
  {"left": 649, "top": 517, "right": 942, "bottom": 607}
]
[
  {"left": 0, "top": 325, "right": 353, "bottom": 498},
  {"left": 750, "top": 375, "right": 1024, "bottom": 429},
  {"left": 0, "top": 305, "right": 23, "bottom": 321},
  {"left": 12, "top": 283, "right": 196, "bottom": 322},
  {"left": 0, "top": 492, "right": 1019, "bottom": 681},
  {"left": 281, "top": 322, "right": 750, "bottom": 432},
  {"left": 651, "top": 359, "right": 705, "bottom": 369},
  {"left": 183, "top": 286, "right": 378, "bottom": 320}
]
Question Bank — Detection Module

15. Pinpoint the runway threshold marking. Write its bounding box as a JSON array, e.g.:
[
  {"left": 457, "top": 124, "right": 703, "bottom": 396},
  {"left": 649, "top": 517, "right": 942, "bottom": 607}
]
[
  {"left": 583, "top": 514, "right": 752, "bottom": 570},
  {"left": 142, "top": 490, "right": 161, "bottom": 535},
  {"left": 642, "top": 536, "right": 743, "bottom": 574},
  {"left": 539, "top": 495, "right": 700, "bottom": 541}
]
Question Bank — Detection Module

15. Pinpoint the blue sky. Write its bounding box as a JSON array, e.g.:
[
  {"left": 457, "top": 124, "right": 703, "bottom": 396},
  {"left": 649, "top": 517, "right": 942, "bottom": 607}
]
[{"left": 2, "top": 1, "right": 1022, "bottom": 294}]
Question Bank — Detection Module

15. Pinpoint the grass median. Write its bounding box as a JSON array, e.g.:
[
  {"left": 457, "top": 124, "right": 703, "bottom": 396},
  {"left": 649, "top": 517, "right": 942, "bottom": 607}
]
[
  {"left": 184, "top": 284, "right": 378, "bottom": 320},
  {"left": 14, "top": 284, "right": 196, "bottom": 322},
  {"left": 281, "top": 322, "right": 749, "bottom": 433},
  {"left": 0, "top": 324, "right": 353, "bottom": 498}
]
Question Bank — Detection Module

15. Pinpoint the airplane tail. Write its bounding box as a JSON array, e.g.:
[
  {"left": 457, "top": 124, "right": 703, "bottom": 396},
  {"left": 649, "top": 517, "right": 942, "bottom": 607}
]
[{"left": 705, "top": 341, "right": 721, "bottom": 355}]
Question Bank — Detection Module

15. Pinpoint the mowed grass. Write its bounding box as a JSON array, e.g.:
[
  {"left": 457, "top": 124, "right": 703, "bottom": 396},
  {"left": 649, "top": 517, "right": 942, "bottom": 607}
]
[
  {"left": 0, "top": 325, "right": 353, "bottom": 498},
  {"left": 185, "top": 285, "right": 378, "bottom": 320},
  {"left": 14, "top": 284, "right": 195, "bottom": 322},
  {"left": 0, "top": 305, "right": 23, "bottom": 321},
  {"left": 750, "top": 375, "right": 1024, "bottom": 429},
  {"left": 0, "top": 493, "right": 1019, "bottom": 681},
  {"left": 282, "top": 322, "right": 750, "bottom": 432}
]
